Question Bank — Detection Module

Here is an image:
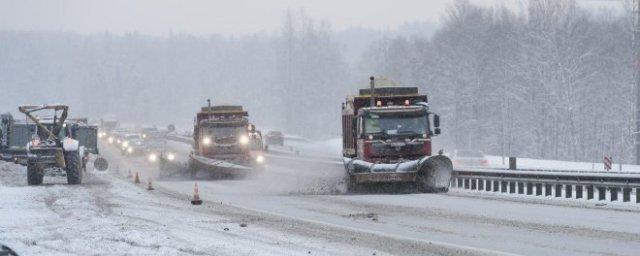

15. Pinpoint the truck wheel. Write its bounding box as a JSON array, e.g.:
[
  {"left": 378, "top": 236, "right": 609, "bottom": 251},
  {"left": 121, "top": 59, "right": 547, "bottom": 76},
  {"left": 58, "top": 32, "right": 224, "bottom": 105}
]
[
  {"left": 27, "top": 163, "right": 44, "bottom": 185},
  {"left": 64, "top": 151, "right": 82, "bottom": 185}
]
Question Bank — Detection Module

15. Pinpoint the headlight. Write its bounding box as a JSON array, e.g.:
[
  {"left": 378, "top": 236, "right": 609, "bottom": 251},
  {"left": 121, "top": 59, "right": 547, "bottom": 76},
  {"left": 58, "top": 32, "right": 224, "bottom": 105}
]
[
  {"left": 239, "top": 135, "right": 249, "bottom": 145},
  {"left": 167, "top": 153, "right": 175, "bottom": 161},
  {"left": 108, "top": 137, "right": 114, "bottom": 144},
  {"left": 256, "top": 155, "right": 265, "bottom": 163},
  {"left": 116, "top": 139, "right": 121, "bottom": 144},
  {"left": 148, "top": 153, "right": 157, "bottom": 162},
  {"left": 202, "top": 137, "right": 211, "bottom": 145},
  {"left": 142, "top": 134, "right": 147, "bottom": 138},
  {"left": 127, "top": 147, "right": 133, "bottom": 153},
  {"left": 98, "top": 133, "right": 104, "bottom": 138},
  {"left": 122, "top": 141, "right": 129, "bottom": 147}
]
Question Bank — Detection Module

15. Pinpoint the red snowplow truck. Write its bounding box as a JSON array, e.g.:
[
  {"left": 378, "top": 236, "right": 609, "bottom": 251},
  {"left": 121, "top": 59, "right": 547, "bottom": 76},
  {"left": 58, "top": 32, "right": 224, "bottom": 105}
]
[
  {"left": 188, "top": 101, "right": 265, "bottom": 178},
  {"left": 341, "top": 77, "right": 453, "bottom": 192}
]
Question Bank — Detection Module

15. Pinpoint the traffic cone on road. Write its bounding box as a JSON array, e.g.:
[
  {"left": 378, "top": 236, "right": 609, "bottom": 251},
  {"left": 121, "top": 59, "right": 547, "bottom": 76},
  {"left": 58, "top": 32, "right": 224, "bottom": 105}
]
[
  {"left": 191, "top": 182, "right": 203, "bottom": 205},
  {"left": 134, "top": 172, "right": 140, "bottom": 184},
  {"left": 147, "top": 178, "right": 154, "bottom": 191}
]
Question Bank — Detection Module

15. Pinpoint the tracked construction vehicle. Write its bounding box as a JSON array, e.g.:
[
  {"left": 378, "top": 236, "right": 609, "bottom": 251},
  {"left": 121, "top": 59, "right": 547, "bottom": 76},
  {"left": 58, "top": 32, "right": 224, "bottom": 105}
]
[
  {"left": 341, "top": 77, "right": 453, "bottom": 192},
  {"left": 18, "top": 105, "right": 107, "bottom": 185},
  {"left": 188, "top": 100, "right": 265, "bottom": 178}
]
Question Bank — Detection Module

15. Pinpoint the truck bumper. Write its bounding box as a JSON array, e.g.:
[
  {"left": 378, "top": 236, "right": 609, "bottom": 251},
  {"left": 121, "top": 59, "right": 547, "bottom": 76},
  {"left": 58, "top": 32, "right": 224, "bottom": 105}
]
[{"left": 351, "top": 172, "right": 417, "bottom": 184}]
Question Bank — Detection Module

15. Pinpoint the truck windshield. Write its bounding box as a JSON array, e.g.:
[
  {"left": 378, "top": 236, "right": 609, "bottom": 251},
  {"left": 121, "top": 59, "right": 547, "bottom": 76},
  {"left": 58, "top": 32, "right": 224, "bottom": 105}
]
[
  {"left": 210, "top": 126, "right": 245, "bottom": 139},
  {"left": 364, "top": 113, "right": 428, "bottom": 136}
]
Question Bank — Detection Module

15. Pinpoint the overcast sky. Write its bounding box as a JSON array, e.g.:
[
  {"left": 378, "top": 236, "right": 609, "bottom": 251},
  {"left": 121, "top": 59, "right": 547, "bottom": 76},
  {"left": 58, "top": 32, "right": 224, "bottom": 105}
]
[{"left": 0, "top": 0, "right": 624, "bottom": 36}]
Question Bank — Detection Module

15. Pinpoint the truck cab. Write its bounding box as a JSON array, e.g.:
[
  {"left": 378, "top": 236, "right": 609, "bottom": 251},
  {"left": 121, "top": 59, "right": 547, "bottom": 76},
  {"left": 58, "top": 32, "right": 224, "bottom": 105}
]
[
  {"left": 194, "top": 105, "right": 252, "bottom": 164},
  {"left": 343, "top": 85, "right": 440, "bottom": 162}
]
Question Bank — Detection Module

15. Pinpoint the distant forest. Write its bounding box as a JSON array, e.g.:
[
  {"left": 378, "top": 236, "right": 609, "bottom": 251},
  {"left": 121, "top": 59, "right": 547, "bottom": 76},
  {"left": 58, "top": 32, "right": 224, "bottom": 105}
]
[{"left": 0, "top": 0, "right": 635, "bottom": 163}]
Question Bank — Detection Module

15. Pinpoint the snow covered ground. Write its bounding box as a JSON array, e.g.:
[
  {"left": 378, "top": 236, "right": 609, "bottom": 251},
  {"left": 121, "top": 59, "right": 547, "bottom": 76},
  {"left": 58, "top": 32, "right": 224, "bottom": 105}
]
[
  {"left": 3, "top": 137, "right": 640, "bottom": 256},
  {"left": 0, "top": 161, "right": 411, "bottom": 256}
]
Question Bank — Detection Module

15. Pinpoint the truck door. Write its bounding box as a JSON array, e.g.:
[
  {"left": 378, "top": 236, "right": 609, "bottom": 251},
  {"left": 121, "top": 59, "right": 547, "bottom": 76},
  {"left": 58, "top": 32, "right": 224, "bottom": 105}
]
[{"left": 74, "top": 126, "right": 99, "bottom": 154}]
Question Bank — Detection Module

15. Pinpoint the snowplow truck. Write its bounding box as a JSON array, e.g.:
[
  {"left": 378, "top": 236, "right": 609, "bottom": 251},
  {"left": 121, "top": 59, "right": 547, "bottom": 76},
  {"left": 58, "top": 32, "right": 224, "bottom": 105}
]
[
  {"left": 341, "top": 77, "right": 453, "bottom": 192},
  {"left": 19, "top": 105, "right": 104, "bottom": 185},
  {"left": 188, "top": 101, "right": 263, "bottom": 178}
]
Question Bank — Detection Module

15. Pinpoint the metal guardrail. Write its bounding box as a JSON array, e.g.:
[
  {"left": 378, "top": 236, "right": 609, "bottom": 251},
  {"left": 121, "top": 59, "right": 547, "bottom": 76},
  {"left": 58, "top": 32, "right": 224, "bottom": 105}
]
[{"left": 452, "top": 168, "right": 640, "bottom": 204}]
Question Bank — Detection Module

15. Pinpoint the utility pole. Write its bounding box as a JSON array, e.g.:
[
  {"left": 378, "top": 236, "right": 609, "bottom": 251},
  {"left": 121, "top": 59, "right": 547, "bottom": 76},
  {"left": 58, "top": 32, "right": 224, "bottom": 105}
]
[{"left": 634, "top": 0, "right": 640, "bottom": 164}]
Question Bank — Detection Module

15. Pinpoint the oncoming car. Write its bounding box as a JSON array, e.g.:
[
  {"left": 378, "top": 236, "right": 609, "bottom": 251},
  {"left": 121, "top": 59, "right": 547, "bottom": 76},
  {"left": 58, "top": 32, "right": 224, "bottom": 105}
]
[{"left": 451, "top": 150, "right": 489, "bottom": 167}]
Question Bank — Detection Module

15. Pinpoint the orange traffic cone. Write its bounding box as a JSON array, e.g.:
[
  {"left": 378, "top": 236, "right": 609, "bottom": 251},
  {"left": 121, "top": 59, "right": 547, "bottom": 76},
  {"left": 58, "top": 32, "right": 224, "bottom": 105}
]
[
  {"left": 147, "top": 178, "right": 154, "bottom": 191},
  {"left": 134, "top": 172, "right": 140, "bottom": 184},
  {"left": 191, "top": 182, "right": 203, "bottom": 205}
]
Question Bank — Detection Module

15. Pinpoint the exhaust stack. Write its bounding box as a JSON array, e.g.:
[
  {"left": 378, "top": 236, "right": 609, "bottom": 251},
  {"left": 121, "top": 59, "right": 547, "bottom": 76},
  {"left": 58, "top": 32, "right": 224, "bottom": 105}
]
[{"left": 369, "top": 76, "right": 375, "bottom": 107}]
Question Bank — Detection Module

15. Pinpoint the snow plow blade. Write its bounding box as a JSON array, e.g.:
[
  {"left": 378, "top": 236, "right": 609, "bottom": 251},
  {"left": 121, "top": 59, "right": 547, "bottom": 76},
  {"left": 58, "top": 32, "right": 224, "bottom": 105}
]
[
  {"left": 191, "top": 155, "right": 252, "bottom": 170},
  {"left": 343, "top": 155, "right": 453, "bottom": 192}
]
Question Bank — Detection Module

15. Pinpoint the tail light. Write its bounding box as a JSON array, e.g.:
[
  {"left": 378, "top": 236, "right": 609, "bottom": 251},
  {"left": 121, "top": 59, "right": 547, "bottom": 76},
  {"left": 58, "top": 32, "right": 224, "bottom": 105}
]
[
  {"left": 422, "top": 140, "right": 432, "bottom": 156},
  {"left": 480, "top": 159, "right": 489, "bottom": 166}
]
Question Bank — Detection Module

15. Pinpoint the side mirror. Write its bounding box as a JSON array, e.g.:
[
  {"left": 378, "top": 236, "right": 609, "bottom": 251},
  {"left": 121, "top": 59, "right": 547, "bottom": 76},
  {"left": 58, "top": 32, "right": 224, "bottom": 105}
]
[
  {"left": 434, "top": 128, "right": 441, "bottom": 135},
  {"left": 433, "top": 114, "right": 440, "bottom": 128}
]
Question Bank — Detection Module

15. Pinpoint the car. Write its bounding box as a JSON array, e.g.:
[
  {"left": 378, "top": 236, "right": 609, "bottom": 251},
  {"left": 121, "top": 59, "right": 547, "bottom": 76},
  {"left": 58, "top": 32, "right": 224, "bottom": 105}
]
[
  {"left": 451, "top": 150, "right": 489, "bottom": 167},
  {"left": 264, "top": 131, "right": 284, "bottom": 146}
]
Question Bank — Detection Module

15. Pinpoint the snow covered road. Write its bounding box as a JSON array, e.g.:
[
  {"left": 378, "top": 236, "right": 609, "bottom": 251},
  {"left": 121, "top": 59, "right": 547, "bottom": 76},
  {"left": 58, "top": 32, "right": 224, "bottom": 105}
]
[
  {"left": 106, "top": 141, "right": 640, "bottom": 256},
  {"left": 1, "top": 139, "right": 639, "bottom": 255}
]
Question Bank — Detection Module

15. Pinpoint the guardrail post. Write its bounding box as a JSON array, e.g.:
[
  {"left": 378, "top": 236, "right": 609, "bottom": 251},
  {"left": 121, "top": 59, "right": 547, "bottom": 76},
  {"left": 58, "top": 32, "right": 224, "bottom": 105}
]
[
  {"left": 509, "top": 157, "right": 516, "bottom": 170},
  {"left": 623, "top": 188, "right": 631, "bottom": 202},
  {"left": 565, "top": 184, "right": 573, "bottom": 198},
  {"left": 608, "top": 187, "right": 617, "bottom": 201},
  {"left": 575, "top": 185, "right": 583, "bottom": 199},
  {"left": 598, "top": 187, "right": 606, "bottom": 201},
  {"left": 545, "top": 184, "right": 552, "bottom": 197},
  {"left": 517, "top": 182, "right": 524, "bottom": 194},
  {"left": 535, "top": 183, "right": 542, "bottom": 196}
]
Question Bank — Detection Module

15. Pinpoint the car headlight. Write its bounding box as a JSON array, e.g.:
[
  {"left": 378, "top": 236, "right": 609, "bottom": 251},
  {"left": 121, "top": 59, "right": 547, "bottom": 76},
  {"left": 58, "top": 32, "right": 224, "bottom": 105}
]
[
  {"left": 108, "top": 137, "right": 114, "bottom": 144},
  {"left": 148, "top": 153, "right": 157, "bottom": 162},
  {"left": 127, "top": 147, "right": 133, "bottom": 153},
  {"left": 122, "top": 141, "right": 129, "bottom": 147},
  {"left": 202, "top": 137, "right": 211, "bottom": 146},
  {"left": 142, "top": 134, "right": 147, "bottom": 138},
  {"left": 256, "top": 155, "right": 265, "bottom": 163},
  {"left": 239, "top": 135, "right": 249, "bottom": 145},
  {"left": 98, "top": 133, "right": 104, "bottom": 138},
  {"left": 167, "top": 153, "right": 175, "bottom": 161}
]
